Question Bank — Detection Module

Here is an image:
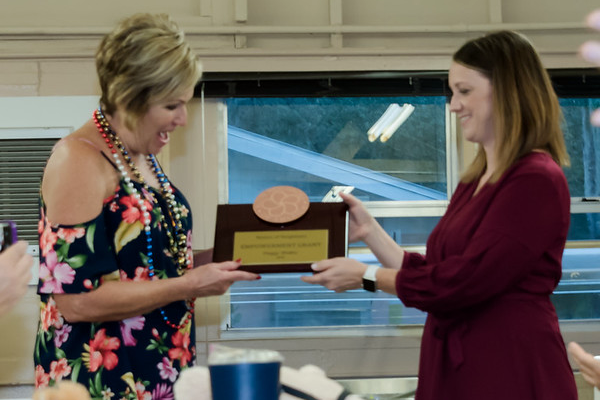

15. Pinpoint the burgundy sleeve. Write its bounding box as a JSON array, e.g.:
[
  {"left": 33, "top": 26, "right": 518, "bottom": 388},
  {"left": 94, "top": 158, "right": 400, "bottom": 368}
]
[{"left": 396, "top": 168, "right": 569, "bottom": 314}]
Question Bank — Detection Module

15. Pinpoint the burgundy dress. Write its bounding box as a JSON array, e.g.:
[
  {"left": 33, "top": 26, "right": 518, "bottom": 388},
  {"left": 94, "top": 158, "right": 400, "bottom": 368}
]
[{"left": 396, "top": 152, "right": 577, "bottom": 400}]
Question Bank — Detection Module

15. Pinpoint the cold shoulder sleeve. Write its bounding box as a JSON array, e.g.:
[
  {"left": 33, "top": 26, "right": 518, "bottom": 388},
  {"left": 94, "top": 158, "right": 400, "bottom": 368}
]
[
  {"left": 37, "top": 210, "right": 119, "bottom": 295},
  {"left": 396, "top": 158, "right": 570, "bottom": 315}
]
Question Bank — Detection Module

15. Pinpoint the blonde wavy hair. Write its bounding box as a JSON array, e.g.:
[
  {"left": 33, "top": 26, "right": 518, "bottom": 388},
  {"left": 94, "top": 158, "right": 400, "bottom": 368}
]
[
  {"left": 96, "top": 13, "right": 202, "bottom": 130},
  {"left": 454, "top": 30, "right": 569, "bottom": 183}
]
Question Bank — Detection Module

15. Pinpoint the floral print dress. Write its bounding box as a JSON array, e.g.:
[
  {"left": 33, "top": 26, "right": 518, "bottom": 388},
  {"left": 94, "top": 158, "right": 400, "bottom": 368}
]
[{"left": 35, "top": 171, "right": 195, "bottom": 400}]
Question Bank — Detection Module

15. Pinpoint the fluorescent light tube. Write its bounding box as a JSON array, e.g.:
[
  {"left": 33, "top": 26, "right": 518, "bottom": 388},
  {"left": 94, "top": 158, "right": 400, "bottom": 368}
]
[
  {"left": 367, "top": 103, "right": 402, "bottom": 142},
  {"left": 380, "top": 103, "right": 415, "bottom": 142}
]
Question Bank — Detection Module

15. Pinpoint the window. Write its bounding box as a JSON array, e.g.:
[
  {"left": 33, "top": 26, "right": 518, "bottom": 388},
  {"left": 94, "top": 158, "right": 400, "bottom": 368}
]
[
  {"left": 226, "top": 96, "right": 448, "bottom": 202},
  {"left": 552, "top": 97, "right": 600, "bottom": 320},
  {"left": 225, "top": 94, "right": 448, "bottom": 328},
  {"left": 203, "top": 71, "right": 600, "bottom": 330}
]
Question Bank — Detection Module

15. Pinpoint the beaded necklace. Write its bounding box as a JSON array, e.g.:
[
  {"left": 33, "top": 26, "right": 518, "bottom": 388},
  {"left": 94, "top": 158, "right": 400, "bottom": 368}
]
[{"left": 93, "top": 107, "right": 194, "bottom": 330}]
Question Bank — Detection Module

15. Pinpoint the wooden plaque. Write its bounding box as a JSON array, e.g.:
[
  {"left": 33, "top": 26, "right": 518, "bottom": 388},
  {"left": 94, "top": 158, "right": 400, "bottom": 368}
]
[{"left": 212, "top": 202, "right": 349, "bottom": 273}]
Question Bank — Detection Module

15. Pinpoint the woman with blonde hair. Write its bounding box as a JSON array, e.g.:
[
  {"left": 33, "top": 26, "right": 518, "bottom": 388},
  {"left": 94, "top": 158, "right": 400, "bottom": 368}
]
[
  {"left": 34, "top": 13, "right": 259, "bottom": 398},
  {"left": 303, "top": 30, "right": 577, "bottom": 399}
]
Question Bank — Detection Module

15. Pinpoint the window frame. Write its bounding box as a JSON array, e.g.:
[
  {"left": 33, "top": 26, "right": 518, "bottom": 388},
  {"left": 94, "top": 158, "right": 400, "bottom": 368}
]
[{"left": 215, "top": 94, "right": 456, "bottom": 332}]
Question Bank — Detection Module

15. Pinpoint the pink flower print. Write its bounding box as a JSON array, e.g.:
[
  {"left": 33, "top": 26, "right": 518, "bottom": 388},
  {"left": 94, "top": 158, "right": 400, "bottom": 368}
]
[
  {"left": 40, "top": 298, "right": 63, "bottom": 332},
  {"left": 118, "top": 267, "right": 150, "bottom": 282},
  {"left": 49, "top": 358, "right": 71, "bottom": 381},
  {"left": 35, "top": 365, "right": 50, "bottom": 388},
  {"left": 54, "top": 324, "right": 72, "bottom": 347},
  {"left": 120, "top": 315, "right": 145, "bottom": 346},
  {"left": 119, "top": 270, "right": 130, "bottom": 281},
  {"left": 185, "top": 231, "right": 193, "bottom": 267},
  {"left": 157, "top": 357, "right": 178, "bottom": 382},
  {"left": 57, "top": 227, "right": 85, "bottom": 244},
  {"left": 120, "top": 195, "right": 153, "bottom": 224},
  {"left": 39, "top": 250, "right": 75, "bottom": 294},
  {"left": 152, "top": 383, "right": 174, "bottom": 400},
  {"left": 141, "top": 187, "right": 155, "bottom": 204},
  {"left": 133, "top": 266, "right": 151, "bottom": 281},
  {"left": 39, "top": 224, "right": 58, "bottom": 258},
  {"left": 185, "top": 249, "right": 193, "bottom": 270},
  {"left": 38, "top": 208, "right": 46, "bottom": 234}
]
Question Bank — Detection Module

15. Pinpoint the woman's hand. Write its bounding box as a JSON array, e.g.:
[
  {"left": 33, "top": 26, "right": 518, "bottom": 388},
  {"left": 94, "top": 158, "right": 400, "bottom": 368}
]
[
  {"left": 301, "top": 257, "right": 367, "bottom": 293},
  {"left": 54, "top": 259, "right": 259, "bottom": 323},
  {"left": 341, "top": 192, "right": 405, "bottom": 270},
  {"left": 568, "top": 341, "right": 600, "bottom": 389},
  {"left": 184, "top": 260, "right": 259, "bottom": 298},
  {"left": 340, "top": 192, "right": 378, "bottom": 243},
  {"left": 0, "top": 241, "right": 33, "bottom": 316}
]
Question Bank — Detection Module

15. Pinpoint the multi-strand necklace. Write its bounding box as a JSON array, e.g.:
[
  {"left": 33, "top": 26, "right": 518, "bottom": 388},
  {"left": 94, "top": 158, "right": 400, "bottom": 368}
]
[{"left": 93, "top": 107, "right": 194, "bottom": 330}]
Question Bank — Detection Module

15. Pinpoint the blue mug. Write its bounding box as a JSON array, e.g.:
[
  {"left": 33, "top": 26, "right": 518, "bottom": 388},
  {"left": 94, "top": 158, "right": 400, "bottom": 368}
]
[{"left": 209, "top": 361, "right": 281, "bottom": 400}]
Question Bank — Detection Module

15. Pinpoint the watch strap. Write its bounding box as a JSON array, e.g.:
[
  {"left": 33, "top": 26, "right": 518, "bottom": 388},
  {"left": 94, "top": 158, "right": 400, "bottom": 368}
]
[{"left": 362, "top": 264, "right": 379, "bottom": 292}]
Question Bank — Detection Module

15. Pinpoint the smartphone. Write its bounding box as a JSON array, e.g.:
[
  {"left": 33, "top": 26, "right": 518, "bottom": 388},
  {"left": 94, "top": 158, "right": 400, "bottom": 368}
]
[
  {"left": 0, "top": 220, "right": 18, "bottom": 253},
  {"left": 322, "top": 186, "right": 355, "bottom": 202}
]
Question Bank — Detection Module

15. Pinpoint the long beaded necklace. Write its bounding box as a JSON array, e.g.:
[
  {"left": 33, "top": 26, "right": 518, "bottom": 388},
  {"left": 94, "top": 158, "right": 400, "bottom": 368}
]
[{"left": 93, "top": 107, "right": 194, "bottom": 330}]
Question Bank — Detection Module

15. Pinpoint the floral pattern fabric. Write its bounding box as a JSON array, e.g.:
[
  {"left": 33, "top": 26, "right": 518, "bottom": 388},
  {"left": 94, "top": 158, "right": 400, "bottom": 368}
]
[{"left": 35, "top": 176, "right": 195, "bottom": 400}]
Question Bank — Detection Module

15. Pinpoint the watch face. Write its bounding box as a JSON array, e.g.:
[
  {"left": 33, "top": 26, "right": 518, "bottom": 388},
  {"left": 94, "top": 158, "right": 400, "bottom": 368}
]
[{"left": 362, "top": 278, "right": 376, "bottom": 292}]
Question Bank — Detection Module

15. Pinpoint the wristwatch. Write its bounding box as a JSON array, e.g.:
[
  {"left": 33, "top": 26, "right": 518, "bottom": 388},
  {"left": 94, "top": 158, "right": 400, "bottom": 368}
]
[{"left": 362, "top": 265, "right": 380, "bottom": 292}]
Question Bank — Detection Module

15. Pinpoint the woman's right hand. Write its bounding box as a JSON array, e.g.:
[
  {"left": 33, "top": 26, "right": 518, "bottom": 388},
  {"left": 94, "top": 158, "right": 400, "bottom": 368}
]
[
  {"left": 301, "top": 257, "right": 367, "bottom": 293},
  {"left": 340, "top": 192, "right": 377, "bottom": 243},
  {"left": 340, "top": 192, "right": 405, "bottom": 271},
  {"left": 183, "top": 260, "right": 259, "bottom": 298}
]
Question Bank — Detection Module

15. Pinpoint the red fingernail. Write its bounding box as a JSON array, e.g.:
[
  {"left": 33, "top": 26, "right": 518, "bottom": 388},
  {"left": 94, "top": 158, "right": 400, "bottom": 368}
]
[
  {"left": 235, "top": 258, "right": 242, "bottom": 263},
  {"left": 255, "top": 275, "right": 262, "bottom": 280}
]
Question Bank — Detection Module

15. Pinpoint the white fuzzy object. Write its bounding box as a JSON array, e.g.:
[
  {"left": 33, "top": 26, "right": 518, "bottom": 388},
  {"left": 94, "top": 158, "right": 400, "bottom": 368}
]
[
  {"left": 280, "top": 364, "right": 365, "bottom": 400},
  {"left": 173, "top": 366, "right": 212, "bottom": 400},
  {"left": 173, "top": 364, "right": 365, "bottom": 400},
  {"left": 32, "top": 381, "right": 91, "bottom": 400}
]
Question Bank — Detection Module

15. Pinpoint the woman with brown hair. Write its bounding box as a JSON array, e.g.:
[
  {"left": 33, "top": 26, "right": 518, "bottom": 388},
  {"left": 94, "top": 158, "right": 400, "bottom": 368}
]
[{"left": 303, "top": 30, "right": 577, "bottom": 399}]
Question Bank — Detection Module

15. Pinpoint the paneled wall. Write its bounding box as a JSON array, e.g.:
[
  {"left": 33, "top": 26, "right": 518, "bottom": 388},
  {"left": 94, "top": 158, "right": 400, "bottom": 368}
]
[{"left": 1, "top": 0, "right": 598, "bottom": 96}]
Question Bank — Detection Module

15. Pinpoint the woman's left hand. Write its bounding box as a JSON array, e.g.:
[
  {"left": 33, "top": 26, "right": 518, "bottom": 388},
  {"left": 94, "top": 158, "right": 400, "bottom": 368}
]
[
  {"left": 185, "top": 260, "right": 259, "bottom": 298},
  {"left": 300, "top": 257, "right": 367, "bottom": 293}
]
